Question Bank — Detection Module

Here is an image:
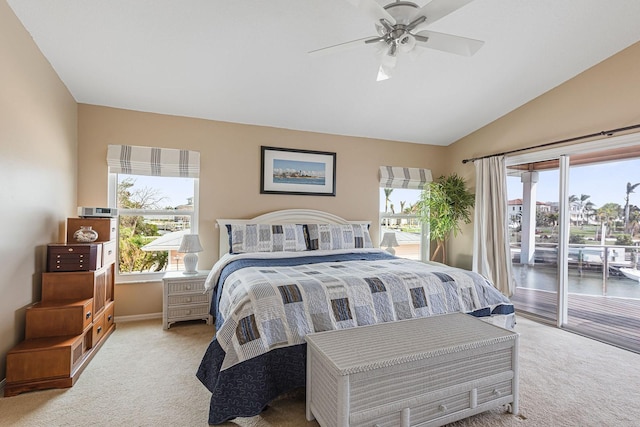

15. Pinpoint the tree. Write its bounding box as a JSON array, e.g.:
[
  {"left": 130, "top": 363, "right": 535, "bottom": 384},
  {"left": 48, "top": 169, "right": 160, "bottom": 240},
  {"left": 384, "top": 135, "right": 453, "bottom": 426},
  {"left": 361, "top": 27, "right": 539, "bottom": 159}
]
[
  {"left": 418, "top": 174, "right": 475, "bottom": 264},
  {"left": 383, "top": 188, "right": 393, "bottom": 213},
  {"left": 583, "top": 201, "right": 597, "bottom": 225},
  {"left": 117, "top": 178, "right": 170, "bottom": 273},
  {"left": 596, "top": 203, "right": 622, "bottom": 237},
  {"left": 624, "top": 182, "right": 640, "bottom": 232}
]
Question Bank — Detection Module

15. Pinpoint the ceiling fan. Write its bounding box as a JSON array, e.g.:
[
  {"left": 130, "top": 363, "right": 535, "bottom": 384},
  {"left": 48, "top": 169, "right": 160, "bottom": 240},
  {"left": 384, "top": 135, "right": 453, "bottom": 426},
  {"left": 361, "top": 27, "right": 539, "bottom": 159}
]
[{"left": 309, "top": 0, "right": 484, "bottom": 81}]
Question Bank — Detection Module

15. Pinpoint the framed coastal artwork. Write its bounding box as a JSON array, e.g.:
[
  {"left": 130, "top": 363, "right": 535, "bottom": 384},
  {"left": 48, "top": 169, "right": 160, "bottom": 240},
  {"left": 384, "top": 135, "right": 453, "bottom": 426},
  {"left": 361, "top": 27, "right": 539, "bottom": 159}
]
[{"left": 260, "top": 146, "right": 336, "bottom": 196}]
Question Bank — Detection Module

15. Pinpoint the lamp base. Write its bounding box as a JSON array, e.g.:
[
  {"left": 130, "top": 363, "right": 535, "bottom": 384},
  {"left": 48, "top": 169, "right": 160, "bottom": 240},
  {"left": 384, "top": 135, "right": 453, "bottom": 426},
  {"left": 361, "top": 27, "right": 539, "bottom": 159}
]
[
  {"left": 384, "top": 247, "right": 396, "bottom": 255},
  {"left": 182, "top": 253, "right": 199, "bottom": 274}
]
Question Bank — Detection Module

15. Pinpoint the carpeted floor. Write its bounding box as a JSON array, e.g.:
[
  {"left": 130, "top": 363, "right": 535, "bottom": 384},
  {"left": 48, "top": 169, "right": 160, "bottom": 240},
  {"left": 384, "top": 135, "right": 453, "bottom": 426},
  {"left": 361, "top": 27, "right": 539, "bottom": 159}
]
[{"left": 1, "top": 316, "right": 639, "bottom": 426}]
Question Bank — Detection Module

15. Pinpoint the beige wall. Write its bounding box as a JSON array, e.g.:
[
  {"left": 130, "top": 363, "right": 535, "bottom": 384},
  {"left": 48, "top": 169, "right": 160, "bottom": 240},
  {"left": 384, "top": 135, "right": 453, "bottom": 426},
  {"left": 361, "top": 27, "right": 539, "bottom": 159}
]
[
  {"left": 3, "top": 0, "right": 639, "bottom": 381},
  {"left": 446, "top": 41, "right": 640, "bottom": 270},
  {"left": 77, "top": 105, "right": 447, "bottom": 317},
  {"left": 0, "top": 2, "right": 77, "bottom": 380}
]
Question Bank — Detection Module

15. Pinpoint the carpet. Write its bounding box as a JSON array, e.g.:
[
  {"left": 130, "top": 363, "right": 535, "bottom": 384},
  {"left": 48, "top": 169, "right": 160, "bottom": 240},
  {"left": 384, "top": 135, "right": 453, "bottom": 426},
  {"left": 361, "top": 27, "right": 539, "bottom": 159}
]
[{"left": 1, "top": 316, "right": 639, "bottom": 426}]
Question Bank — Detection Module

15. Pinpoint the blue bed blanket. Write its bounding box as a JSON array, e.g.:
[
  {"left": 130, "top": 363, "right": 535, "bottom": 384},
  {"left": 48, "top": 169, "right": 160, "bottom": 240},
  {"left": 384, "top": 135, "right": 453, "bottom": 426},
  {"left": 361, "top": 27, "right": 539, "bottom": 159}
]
[{"left": 197, "top": 250, "right": 514, "bottom": 424}]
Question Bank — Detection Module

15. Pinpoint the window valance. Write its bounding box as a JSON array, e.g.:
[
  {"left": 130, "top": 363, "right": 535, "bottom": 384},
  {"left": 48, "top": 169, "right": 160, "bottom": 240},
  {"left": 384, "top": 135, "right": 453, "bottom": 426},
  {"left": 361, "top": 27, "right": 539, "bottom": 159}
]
[
  {"left": 379, "top": 166, "right": 432, "bottom": 189},
  {"left": 107, "top": 145, "right": 200, "bottom": 178}
]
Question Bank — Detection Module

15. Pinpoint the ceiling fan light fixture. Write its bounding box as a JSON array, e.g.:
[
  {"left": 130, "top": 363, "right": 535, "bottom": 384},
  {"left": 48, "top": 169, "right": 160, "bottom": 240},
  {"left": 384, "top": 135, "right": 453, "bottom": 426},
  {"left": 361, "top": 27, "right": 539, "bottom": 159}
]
[
  {"left": 398, "top": 34, "right": 416, "bottom": 53},
  {"left": 310, "top": 0, "right": 483, "bottom": 81},
  {"left": 383, "top": 1, "right": 419, "bottom": 25},
  {"left": 377, "top": 53, "right": 397, "bottom": 81}
]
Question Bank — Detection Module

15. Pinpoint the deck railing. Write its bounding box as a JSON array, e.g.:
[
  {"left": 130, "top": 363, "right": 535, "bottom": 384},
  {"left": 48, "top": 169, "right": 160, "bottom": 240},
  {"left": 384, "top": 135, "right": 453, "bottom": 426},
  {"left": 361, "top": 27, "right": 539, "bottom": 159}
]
[{"left": 511, "top": 242, "right": 640, "bottom": 298}]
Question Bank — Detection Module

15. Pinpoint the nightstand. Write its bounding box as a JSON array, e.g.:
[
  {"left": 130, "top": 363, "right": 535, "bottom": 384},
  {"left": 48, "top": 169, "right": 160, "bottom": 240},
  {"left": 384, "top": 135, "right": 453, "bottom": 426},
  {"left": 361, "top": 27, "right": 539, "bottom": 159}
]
[{"left": 162, "top": 270, "right": 212, "bottom": 330}]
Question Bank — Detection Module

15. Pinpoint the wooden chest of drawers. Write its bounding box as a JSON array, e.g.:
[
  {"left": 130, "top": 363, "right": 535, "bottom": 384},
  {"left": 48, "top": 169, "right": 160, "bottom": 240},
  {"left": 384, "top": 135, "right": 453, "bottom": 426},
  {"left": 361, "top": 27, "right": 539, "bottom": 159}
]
[
  {"left": 47, "top": 243, "right": 102, "bottom": 272},
  {"left": 67, "top": 217, "right": 117, "bottom": 243},
  {"left": 6, "top": 333, "right": 87, "bottom": 385},
  {"left": 25, "top": 299, "right": 93, "bottom": 339},
  {"left": 4, "top": 216, "right": 117, "bottom": 398},
  {"left": 41, "top": 265, "right": 110, "bottom": 315}
]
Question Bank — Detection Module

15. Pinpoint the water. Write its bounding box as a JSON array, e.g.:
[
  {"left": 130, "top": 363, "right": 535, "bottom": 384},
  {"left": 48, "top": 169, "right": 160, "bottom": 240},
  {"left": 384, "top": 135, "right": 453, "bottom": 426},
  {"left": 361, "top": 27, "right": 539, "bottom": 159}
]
[
  {"left": 273, "top": 177, "right": 325, "bottom": 186},
  {"left": 513, "top": 264, "right": 640, "bottom": 299}
]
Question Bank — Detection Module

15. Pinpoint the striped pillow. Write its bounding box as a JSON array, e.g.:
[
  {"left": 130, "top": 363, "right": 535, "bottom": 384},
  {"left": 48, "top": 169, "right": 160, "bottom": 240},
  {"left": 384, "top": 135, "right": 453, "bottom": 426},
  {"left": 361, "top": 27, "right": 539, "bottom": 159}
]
[
  {"left": 227, "top": 224, "right": 307, "bottom": 254},
  {"left": 305, "top": 224, "right": 373, "bottom": 251}
]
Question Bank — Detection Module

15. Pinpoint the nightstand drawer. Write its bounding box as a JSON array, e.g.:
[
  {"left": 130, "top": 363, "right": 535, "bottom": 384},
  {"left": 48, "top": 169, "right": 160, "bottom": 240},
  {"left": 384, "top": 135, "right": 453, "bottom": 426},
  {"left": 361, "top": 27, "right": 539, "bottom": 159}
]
[
  {"left": 167, "top": 280, "right": 205, "bottom": 295},
  {"left": 167, "top": 304, "right": 210, "bottom": 319},
  {"left": 168, "top": 293, "right": 209, "bottom": 306}
]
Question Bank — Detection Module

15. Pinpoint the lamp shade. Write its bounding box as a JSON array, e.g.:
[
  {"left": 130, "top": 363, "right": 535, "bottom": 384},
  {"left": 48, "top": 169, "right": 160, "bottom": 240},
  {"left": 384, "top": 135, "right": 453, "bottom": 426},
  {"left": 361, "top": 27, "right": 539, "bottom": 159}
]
[
  {"left": 178, "top": 234, "right": 203, "bottom": 253},
  {"left": 380, "top": 232, "right": 399, "bottom": 248}
]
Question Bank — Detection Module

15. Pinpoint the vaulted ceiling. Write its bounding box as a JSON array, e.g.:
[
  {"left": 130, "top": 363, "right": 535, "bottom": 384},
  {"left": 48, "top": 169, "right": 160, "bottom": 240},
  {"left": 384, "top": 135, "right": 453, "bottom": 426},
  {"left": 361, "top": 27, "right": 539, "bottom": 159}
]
[{"left": 8, "top": 0, "right": 640, "bottom": 145}]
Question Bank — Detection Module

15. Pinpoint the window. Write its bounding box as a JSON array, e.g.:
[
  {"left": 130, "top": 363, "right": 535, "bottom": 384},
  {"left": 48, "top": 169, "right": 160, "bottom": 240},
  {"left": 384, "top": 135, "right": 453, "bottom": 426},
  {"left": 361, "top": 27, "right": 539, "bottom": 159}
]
[
  {"left": 107, "top": 145, "right": 200, "bottom": 282},
  {"left": 379, "top": 166, "right": 432, "bottom": 261}
]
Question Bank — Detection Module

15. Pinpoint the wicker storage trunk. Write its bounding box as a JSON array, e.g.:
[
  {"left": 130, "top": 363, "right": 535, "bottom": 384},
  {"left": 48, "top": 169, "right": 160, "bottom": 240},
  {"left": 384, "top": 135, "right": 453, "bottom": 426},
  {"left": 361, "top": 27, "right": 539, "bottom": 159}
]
[{"left": 305, "top": 313, "right": 518, "bottom": 427}]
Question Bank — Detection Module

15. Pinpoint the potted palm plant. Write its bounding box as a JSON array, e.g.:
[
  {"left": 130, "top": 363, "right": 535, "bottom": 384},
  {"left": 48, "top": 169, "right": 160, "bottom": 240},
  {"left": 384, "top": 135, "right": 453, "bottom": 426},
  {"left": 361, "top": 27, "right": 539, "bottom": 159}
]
[{"left": 418, "top": 174, "right": 475, "bottom": 264}]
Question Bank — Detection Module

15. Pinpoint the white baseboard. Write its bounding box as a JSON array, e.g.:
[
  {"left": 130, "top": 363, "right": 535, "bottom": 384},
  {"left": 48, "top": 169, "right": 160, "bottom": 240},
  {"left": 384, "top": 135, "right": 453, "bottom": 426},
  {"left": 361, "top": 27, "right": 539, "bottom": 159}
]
[{"left": 115, "top": 312, "right": 162, "bottom": 323}]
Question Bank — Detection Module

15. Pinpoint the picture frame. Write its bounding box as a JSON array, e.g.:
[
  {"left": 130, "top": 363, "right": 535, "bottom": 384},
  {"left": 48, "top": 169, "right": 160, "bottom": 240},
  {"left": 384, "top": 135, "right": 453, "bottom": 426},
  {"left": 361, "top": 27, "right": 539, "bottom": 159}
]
[{"left": 261, "top": 146, "right": 336, "bottom": 196}]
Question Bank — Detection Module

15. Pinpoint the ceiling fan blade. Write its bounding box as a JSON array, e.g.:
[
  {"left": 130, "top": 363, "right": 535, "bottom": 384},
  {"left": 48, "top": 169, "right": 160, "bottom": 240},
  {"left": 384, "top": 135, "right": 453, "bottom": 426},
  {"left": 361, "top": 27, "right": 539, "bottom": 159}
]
[
  {"left": 346, "top": 0, "right": 396, "bottom": 25},
  {"left": 308, "top": 36, "right": 379, "bottom": 56},
  {"left": 409, "top": 0, "right": 474, "bottom": 27},
  {"left": 414, "top": 30, "right": 484, "bottom": 56}
]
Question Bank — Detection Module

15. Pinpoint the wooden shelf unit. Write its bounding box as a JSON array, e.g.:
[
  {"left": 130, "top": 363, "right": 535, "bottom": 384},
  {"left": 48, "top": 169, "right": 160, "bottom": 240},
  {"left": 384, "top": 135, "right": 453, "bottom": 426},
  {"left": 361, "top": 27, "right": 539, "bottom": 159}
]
[{"left": 4, "top": 217, "right": 117, "bottom": 397}]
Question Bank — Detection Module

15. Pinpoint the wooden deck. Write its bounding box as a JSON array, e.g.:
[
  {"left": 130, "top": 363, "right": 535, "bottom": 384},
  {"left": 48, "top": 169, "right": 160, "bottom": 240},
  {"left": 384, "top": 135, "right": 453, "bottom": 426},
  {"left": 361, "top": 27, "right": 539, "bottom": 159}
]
[{"left": 511, "top": 287, "right": 640, "bottom": 354}]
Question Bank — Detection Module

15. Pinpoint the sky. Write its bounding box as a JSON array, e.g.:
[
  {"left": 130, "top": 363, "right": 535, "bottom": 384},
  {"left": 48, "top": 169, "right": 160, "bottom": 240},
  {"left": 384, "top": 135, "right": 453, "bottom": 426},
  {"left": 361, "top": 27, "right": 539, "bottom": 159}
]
[
  {"left": 119, "top": 174, "right": 194, "bottom": 208},
  {"left": 507, "top": 158, "right": 640, "bottom": 208}
]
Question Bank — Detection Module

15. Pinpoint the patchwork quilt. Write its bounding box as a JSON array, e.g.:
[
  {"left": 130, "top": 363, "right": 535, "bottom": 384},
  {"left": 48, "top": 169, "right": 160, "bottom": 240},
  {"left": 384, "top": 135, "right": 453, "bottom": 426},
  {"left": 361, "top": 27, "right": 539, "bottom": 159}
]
[
  {"left": 212, "top": 250, "right": 514, "bottom": 371},
  {"left": 197, "top": 249, "right": 514, "bottom": 424}
]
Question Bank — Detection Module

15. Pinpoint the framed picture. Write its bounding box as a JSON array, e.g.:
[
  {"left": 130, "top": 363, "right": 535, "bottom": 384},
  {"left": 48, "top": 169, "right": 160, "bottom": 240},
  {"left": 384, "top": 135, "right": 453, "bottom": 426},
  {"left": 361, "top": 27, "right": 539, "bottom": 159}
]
[{"left": 261, "top": 146, "right": 336, "bottom": 196}]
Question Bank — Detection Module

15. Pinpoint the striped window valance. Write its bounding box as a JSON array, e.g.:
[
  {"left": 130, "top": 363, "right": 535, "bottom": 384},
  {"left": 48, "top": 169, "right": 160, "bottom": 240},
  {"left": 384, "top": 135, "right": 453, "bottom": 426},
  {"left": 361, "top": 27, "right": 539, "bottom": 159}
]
[
  {"left": 379, "top": 166, "right": 432, "bottom": 189},
  {"left": 107, "top": 145, "right": 200, "bottom": 178}
]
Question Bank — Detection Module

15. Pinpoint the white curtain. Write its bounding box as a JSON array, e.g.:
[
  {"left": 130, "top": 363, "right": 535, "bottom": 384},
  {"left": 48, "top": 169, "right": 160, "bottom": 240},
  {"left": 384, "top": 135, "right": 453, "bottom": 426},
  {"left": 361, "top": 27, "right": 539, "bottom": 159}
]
[{"left": 472, "top": 156, "right": 514, "bottom": 296}]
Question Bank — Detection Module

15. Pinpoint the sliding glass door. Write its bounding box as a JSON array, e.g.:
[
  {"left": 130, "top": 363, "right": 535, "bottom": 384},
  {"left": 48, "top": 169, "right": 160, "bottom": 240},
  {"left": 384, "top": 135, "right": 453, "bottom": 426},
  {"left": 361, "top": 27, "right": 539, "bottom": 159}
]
[
  {"left": 507, "top": 163, "right": 560, "bottom": 323},
  {"left": 506, "top": 136, "right": 640, "bottom": 353}
]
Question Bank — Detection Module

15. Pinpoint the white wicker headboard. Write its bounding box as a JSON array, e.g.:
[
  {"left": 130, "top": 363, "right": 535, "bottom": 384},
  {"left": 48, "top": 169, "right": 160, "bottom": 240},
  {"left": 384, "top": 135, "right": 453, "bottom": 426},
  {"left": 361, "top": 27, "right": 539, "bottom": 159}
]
[{"left": 216, "top": 209, "right": 371, "bottom": 257}]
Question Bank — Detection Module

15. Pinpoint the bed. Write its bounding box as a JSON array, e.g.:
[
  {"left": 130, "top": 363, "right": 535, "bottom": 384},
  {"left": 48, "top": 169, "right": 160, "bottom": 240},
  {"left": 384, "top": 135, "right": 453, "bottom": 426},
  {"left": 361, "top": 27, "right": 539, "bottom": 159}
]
[{"left": 196, "top": 209, "right": 515, "bottom": 425}]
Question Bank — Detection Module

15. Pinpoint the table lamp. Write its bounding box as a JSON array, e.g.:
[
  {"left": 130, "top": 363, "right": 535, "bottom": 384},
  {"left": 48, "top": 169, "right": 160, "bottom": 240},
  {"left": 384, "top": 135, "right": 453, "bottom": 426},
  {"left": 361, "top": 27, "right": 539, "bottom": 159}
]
[
  {"left": 178, "top": 234, "right": 203, "bottom": 274},
  {"left": 380, "top": 232, "right": 399, "bottom": 255}
]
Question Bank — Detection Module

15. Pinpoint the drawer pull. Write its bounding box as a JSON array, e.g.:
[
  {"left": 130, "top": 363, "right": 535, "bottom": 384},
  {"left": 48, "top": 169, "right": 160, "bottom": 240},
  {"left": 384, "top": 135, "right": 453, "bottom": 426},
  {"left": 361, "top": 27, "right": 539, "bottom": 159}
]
[
  {"left": 67, "top": 248, "right": 74, "bottom": 252},
  {"left": 438, "top": 404, "right": 447, "bottom": 412},
  {"left": 108, "top": 314, "right": 112, "bottom": 322},
  {"left": 86, "top": 311, "right": 92, "bottom": 319},
  {"left": 186, "top": 297, "right": 192, "bottom": 302},
  {"left": 97, "top": 326, "right": 102, "bottom": 334},
  {"left": 493, "top": 389, "right": 503, "bottom": 397},
  {"left": 108, "top": 249, "right": 113, "bottom": 255},
  {"left": 186, "top": 310, "right": 191, "bottom": 315},
  {"left": 186, "top": 285, "right": 191, "bottom": 290}
]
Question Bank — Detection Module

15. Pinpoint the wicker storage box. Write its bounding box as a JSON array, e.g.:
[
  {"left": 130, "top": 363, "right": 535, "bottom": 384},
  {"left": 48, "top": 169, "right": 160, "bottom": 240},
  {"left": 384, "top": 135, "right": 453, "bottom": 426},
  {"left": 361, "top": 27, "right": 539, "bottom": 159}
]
[{"left": 305, "top": 313, "right": 519, "bottom": 427}]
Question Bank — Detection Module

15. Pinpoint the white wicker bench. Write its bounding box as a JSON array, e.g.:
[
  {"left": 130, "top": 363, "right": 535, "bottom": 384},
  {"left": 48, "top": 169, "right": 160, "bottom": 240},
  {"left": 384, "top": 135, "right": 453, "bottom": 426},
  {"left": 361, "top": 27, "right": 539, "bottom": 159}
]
[{"left": 305, "top": 313, "right": 519, "bottom": 427}]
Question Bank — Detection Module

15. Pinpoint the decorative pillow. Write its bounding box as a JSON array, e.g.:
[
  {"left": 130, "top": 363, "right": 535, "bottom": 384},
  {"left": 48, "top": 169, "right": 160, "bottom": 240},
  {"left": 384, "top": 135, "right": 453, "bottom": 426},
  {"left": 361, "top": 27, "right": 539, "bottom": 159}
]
[
  {"left": 305, "top": 223, "right": 373, "bottom": 250},
  {"left": 226, "top": 224, "right": 307, "bottom": 254}
]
